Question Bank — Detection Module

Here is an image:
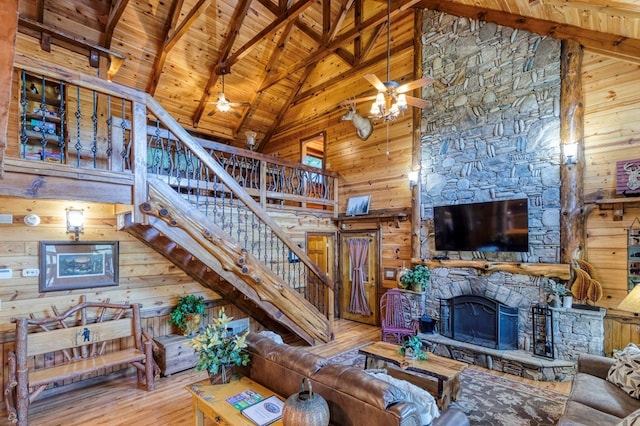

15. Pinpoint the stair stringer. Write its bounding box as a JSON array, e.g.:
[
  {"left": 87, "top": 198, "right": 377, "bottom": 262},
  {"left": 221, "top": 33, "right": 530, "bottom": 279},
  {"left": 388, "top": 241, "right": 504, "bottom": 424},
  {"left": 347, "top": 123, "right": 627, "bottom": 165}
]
[
  {"left": 124, "top": 222, "right": 304, "bottom": 342},
  {"left": 138, "top": 178, "right": 330, "bottom": 344}
]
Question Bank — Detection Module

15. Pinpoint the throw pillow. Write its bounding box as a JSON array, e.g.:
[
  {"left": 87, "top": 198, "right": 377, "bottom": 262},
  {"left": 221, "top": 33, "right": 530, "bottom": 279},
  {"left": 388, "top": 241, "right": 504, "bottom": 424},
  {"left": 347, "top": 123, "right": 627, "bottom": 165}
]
[
  {"left": 607, "top": 343, "right": 640, "bottom": 399},
  {"left": 616, "top": 408, "right": 640, "bottom": 426},
  {"left": 366, "top": 370, "right": 439, "bottom": 425}
]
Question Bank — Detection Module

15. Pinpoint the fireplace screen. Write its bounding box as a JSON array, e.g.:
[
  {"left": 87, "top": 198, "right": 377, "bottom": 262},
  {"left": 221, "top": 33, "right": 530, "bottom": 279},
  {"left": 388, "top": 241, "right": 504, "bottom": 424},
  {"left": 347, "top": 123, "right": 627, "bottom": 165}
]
[{"left": 439, "top": 295, "right": 519, "bottom": 350}]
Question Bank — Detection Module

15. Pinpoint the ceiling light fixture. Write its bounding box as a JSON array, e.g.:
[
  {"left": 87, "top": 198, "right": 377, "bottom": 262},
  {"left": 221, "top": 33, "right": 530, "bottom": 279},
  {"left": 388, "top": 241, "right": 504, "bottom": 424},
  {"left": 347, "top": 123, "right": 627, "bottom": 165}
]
[{"left": 245, "top": 131, "right": 257, "bottom": 151}]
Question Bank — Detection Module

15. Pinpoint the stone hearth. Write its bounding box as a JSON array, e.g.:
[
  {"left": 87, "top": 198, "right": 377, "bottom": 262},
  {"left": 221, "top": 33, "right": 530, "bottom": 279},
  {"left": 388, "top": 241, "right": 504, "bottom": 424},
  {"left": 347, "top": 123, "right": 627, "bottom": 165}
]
[{"left": 418, "top": 332, "right": 575, "bottom": 381}]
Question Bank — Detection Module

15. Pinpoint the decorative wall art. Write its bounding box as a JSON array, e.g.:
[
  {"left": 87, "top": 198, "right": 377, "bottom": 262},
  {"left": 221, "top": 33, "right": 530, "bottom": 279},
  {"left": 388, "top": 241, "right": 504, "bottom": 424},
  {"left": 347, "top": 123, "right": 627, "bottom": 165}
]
[
  {"left": 346, "top": 195, "right": 371, "bottom": 216},
  {"left": 39, "top": 241, "right": 119, "bottom": 292},
  {"left": 617, "top": 159, "right": 640, "bottom": 197}
]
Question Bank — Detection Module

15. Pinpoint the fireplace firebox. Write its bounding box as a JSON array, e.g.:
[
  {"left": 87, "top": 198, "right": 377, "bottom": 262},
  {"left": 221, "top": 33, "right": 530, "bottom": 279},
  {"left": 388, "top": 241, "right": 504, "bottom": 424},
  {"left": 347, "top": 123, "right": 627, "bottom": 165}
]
[{"left": 439, "top": 295, "right": 519, "bottom": 350}]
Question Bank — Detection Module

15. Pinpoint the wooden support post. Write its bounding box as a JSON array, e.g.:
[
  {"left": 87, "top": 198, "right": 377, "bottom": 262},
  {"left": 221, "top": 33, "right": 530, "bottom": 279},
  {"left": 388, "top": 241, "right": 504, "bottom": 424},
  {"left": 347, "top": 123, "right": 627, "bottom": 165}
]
[
  {"left": 0, "top": 0, "right": 19, "bottom": 177},
  {"left": 560, "top": 40, "right": 585, "bottom": 263},
  {"left": 411, "top": 9, "right": 423, "bottom": 259},
  {"left": 132, "top": 101, "right": 149, "bottom": 224}
]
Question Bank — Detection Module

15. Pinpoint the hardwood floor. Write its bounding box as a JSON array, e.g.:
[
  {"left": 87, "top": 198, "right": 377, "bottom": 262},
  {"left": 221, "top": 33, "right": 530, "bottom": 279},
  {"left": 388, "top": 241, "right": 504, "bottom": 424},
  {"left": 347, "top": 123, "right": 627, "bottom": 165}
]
[{"left": 0, "top": 320, "right": 570, "bottom": 426}]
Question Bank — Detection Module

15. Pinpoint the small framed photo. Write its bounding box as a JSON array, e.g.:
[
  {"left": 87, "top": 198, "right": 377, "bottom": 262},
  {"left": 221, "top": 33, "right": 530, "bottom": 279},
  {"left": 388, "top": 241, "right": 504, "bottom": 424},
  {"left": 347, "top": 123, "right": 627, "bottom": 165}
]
[
  {"left": 346, "top": 195, "right": 371, "bottom": 216},
  {"left": 39, "top": 241, "right": 119, "bottom": 292},
  {"left": 384, "top": 267, "right": 398, "bottom": 281}
]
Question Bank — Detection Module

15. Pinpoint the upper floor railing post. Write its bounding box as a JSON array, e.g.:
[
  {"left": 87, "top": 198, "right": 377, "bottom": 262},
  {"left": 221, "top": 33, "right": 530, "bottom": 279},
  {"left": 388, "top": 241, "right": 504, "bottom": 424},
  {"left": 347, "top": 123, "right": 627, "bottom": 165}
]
[
  {"left": 260, "top": 159, "right": 267, "bottom": 207},
  {"left": 132, "top": 101, "right": 148, "bottom": 224}
]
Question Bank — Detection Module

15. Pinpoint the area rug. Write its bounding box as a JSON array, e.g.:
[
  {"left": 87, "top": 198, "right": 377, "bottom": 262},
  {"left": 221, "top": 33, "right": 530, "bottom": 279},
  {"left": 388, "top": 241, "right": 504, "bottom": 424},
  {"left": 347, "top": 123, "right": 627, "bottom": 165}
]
[{"left": 327, "top": 347, "right": 568, "bottom": 426}]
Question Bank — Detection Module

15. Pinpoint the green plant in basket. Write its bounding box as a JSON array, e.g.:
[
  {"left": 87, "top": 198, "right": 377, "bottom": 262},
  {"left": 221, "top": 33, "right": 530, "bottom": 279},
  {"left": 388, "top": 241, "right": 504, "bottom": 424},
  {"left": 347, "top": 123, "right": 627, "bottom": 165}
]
[
  {"left": 399, "top": 264, "right": 431, "bottom": 292},
  {"left": 397, "top": 335, "right": 428, "bottom": 360},
  {"left": 169, "top": 294, "right": 207, "bottom": 335},
  {"left": 191, "top": 308, "right": 250, "bottom": 374}
]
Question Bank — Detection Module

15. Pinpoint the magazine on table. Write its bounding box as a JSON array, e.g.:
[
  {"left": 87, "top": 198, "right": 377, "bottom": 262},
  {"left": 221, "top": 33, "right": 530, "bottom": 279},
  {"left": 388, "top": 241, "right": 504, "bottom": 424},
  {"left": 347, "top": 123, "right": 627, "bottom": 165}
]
[
  {"left": 225, "top": 389, "right": 265, "bottom": 410},
  {"left": 240, "top": 395, "right": 284, "bottom": 426}
]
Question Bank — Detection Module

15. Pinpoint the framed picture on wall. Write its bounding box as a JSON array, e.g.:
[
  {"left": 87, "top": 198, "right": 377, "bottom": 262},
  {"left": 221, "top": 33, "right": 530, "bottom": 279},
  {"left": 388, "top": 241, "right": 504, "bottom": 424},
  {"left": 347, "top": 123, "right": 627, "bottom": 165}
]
[
  {"left": 39, "top": 241, "right": 119, "bottom": 292},
  {"left": 346, "top": 195, "right": 371, "bottom": 216}
]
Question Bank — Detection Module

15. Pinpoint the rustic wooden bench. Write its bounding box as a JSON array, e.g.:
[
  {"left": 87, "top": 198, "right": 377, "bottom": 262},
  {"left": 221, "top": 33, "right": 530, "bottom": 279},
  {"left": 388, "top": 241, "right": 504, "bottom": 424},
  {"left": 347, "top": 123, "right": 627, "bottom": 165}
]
[{"left": 3, "top": 296, "right": 160, "bottom": 425}]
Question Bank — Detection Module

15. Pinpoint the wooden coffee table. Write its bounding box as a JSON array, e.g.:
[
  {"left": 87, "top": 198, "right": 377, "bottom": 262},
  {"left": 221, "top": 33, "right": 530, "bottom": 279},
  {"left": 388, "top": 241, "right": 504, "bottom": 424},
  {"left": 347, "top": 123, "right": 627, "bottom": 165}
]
[
  {"left": 359, "top": 341, "right": 467, "bottom": 409},
  {"left": 185, "top": 376, "right": 285, "bottom": 426}
]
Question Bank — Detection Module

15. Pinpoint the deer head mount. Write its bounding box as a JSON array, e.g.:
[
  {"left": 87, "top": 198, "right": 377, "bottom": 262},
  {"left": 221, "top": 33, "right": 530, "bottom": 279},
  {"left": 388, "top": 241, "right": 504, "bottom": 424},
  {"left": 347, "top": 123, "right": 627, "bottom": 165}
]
[{"left": 340, "top": 104, "right": 373, "bottom": 141}]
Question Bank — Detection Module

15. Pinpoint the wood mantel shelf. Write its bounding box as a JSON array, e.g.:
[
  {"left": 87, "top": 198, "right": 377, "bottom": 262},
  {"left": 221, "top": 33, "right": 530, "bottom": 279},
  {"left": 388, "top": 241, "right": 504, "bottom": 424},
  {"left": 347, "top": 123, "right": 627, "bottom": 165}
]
[
  {"left": 336, "top": 208, "right": 410, "bottom": 228},
  {"left": 412, "top": 258, "right": 571, "bottom": 280}
]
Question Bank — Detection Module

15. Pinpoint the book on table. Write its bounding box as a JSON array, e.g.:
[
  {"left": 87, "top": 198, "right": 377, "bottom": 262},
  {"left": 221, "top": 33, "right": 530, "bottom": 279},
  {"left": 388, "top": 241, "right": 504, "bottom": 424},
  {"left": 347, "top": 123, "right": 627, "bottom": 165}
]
[
  {"left": 225, "top": 389, "right": 265, "bottom": 410},
  {"left": 240, "top": 395, "right": 284, "bottom": 426}
]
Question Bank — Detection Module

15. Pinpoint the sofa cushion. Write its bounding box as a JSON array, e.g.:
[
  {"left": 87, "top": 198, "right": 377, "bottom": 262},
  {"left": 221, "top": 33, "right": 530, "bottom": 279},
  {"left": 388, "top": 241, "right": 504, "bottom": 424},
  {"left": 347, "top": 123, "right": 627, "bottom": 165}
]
[
  {"left": 608, "top": 343, "right": 640, "bottom": 399},
  {"left": 246, "top": 332, "right": 327, "bottom": 376},
  {"left": 557, "top": 401, "right": 622, "bottom": 426},
  {"left": 617, "top": 408, "right": 640, "bottom": 426},
  {"left": 366, "top": 370, "right": 440, "bottom": 425},
  {"left": 312, "top": 364, "right": 407, "bottom": 410},
  {"left": 570, "top": 372, "right": 640, "bottom": 418}
]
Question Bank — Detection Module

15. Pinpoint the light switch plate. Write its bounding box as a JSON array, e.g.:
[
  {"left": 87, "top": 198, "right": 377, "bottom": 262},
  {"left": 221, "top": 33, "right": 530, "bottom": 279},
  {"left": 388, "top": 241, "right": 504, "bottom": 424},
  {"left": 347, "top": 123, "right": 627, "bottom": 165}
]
[
  {"left": 0, "top": 269, "right": 12, "bottom": 279},
  {"left": 0, "top": 214, "right": 13, "bottom": 224}
]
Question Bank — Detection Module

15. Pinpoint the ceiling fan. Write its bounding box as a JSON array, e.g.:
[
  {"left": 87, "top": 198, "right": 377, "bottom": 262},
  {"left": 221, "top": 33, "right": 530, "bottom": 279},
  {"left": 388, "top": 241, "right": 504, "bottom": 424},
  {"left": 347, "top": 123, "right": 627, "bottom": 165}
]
[
  {"left": 200, "top": 70, "right": 250, "bottom": 117},
  {"left": 342, "top": 0, "right": 434, "bottom": 120}
]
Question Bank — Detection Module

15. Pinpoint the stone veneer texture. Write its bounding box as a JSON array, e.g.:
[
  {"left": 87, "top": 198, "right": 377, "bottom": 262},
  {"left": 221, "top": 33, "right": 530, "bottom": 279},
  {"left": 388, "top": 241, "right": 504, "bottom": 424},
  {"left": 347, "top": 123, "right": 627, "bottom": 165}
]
[{"left": 414, "top": 11, "right": 601, "bottom": 360}]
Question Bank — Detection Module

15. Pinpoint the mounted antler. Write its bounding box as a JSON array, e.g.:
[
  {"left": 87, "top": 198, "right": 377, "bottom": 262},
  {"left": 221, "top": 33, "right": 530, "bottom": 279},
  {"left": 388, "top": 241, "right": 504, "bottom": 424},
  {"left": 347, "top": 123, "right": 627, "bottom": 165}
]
[
  {"left": 340, "top": 102, "right": 373, "bottom": 141},
  {"left": 623, "top": 162, "right": 640, "bottom": 190}
]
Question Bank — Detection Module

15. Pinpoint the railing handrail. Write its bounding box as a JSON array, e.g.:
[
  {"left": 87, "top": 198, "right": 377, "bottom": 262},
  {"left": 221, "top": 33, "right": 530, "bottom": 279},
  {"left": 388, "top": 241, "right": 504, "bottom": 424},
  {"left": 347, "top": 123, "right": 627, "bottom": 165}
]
[
  {"left": 145, "top": 95, "right": 335, "bottom": 292},
  {"left": 195, "top": 138, "right": 339, "bottom": 178}
]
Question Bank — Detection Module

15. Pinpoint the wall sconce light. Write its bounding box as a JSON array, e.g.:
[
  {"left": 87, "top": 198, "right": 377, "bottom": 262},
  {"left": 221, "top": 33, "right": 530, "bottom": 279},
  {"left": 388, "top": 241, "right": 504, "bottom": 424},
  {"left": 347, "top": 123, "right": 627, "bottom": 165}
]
[
  {"left": 408, "top": 171, "right": 419, "bottom": 189},
  {"left": 562, "top": 143, "right": 578, "bottom": 168},
  {"left": 66, "top": 208, "right": 84, "bottom": 241},
  {"left": 245, "top": 131, "right": 257, "bottom": 151}
]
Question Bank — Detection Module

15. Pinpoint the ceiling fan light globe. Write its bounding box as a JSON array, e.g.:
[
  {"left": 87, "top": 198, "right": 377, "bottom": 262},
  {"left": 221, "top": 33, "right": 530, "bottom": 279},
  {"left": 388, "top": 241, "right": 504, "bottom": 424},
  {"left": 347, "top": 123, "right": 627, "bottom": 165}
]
[
  {"left": 217, "top": 101, "right": 231, "bottom": 112},
  {"left": 375, "top": 92, "right": 386, "bottom": 107},
  {"left": 397, "top": 93, "right": 407, "bottom": 108}
]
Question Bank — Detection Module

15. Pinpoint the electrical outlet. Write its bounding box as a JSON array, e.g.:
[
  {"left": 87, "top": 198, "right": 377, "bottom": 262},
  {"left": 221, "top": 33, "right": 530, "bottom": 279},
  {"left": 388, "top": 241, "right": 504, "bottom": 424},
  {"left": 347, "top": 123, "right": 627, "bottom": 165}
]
[{"left": 22, "top": 268, "right": 40, "bottom": 277}]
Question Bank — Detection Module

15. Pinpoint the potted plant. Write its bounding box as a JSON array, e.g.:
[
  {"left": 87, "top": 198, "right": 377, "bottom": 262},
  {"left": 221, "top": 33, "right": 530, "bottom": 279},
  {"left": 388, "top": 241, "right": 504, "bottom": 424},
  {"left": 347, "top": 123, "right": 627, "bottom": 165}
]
[
  {"left": 191, "top": 308, "right": 250, "bottom": 384},
  {"left": 397, "top": 335, "right": 428, "bottom": 360},
  {"left": 545, "top": 279, "right": 568, "bottom": 308},
  {"left": 398, "top": 264, "right": 431, "bottom": 293},
  {"left": 169, "top": 294, "right": 207, "bottom": 336}
]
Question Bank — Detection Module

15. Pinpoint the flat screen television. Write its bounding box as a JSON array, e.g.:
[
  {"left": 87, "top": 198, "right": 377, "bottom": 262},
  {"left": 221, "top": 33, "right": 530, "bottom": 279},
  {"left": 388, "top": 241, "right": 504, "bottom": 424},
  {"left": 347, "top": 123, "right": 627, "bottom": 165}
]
[{"left": 434, "top": 199, "right": 529, "bottom": 252}]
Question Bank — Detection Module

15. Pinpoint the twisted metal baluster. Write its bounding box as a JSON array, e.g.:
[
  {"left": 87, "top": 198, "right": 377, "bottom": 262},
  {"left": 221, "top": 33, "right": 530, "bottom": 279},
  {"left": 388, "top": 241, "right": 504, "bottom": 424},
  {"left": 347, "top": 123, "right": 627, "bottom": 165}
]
[
  {"left": 120, "top": 99, "right": 129, "bottom": 171},
  {"left": 19, "top": 71, "right": 28, "bottom": 158},
  {"left": 106, "top": 94, "right": 112, "bottom": 167},
  {"left": 74, "top": 86, "right": 82, "bottom": 167},
  {"left": 38, "top": 75, "right": 48, "bottom": 161},
  {"left": 58, "top": 80, "right": 66, "bottom": 164},
  {"left": 91, "top": 91, "right": 98, "bottom": 168}
]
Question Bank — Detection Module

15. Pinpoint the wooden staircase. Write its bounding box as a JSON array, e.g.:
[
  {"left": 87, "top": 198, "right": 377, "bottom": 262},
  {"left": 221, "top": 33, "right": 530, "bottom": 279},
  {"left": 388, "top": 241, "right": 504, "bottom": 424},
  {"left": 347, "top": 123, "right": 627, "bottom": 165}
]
[{"left": 125, "top": 178, "right": 332, "bottom": 345}]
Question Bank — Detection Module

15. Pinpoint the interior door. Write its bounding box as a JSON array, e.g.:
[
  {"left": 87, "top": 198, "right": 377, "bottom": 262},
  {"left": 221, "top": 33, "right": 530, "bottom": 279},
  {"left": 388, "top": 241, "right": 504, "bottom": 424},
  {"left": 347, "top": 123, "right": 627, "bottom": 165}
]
[
  {"left": 340, "top": 231, "right": 378, "bottom": 325},
  {"left": 307, "top": 233, "right": 336, "bottom": 316}
]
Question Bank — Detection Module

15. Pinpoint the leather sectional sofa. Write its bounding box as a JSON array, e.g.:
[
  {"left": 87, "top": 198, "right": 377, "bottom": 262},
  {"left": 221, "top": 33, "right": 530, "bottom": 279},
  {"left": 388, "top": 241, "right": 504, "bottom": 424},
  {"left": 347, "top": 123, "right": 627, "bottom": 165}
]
[
  {"left": 558, "top": 353, "right": 640, "bottom": 425},
  {"left": 242, "top": 333, "right": 469, "bottom": 426}
]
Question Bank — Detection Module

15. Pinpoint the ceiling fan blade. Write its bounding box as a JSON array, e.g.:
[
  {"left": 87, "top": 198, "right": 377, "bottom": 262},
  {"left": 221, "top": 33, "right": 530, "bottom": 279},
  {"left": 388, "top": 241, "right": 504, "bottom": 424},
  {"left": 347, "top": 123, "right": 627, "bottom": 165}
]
[
  {"left": 405, "top": 95, "right": 430, "bottom": 109},
  {"left": 397, "top": 76, "right": 435, "bottom": 93},
  {"left": 363, "top": 74, "right": 387, "bottom": 92},
  {"left": 228, "top": 102, "right": 251, "bottom": 107},
  {"left": 207, "top": 109, "right": 218, "bottom": 117}
]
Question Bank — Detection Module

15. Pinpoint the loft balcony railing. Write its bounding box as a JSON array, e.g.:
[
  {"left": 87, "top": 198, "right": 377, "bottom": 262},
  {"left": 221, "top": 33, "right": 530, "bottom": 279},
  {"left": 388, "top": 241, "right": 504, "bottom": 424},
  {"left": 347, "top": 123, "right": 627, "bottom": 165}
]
[
  {"left": 9, "top": 60, "right": 338, "bottom": 216},
  {"left": 7, "top": 55, "right": 335, "bottom": 336}
]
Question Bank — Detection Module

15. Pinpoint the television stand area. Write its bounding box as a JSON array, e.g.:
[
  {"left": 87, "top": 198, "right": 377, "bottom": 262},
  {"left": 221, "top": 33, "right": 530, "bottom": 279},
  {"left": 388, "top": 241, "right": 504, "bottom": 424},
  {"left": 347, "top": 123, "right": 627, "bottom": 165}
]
[{"left": 414, "top": 258, "right": 571, "bottom": 280}]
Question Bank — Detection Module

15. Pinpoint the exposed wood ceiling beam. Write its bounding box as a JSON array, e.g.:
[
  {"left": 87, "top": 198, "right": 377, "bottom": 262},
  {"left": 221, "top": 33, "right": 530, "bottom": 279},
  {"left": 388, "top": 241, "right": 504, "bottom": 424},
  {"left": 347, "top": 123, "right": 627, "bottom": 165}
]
[
  {"left": 261, "top": 64, "right": 317, "bottom": 146},
  {"left": 147, "top": 0, "right": 211, "bottom": 94},
  {"left": 259, "top": 1, "right": 420, "bottom": 93},
  {"left": 234, "top": 20, "right": 298, "bottom": 142},
  {"left": 296, "top": 19, "right": 354, "bottom": 66},
  {"left": 101, "top": 0, "right": 130, "bottom": 49},
  {"left": 416, "top": 0, "right": 640, "bottom": 64},
  {"left": 192, "top": 0, "right": 253, "bottom": 127},
  {"left": 18, "top": 17, "right": 125, "bottom": 80},
  {"left": 35, "top": 0, "right": 44, "bottom": 22},
  {"left": 292, "top": 39, "right": 414, "bottom": 105},
  {"left": 329, "top": 0, "right": 355, "bottom": 41},
  {"left": 225, "top": 0, "right": 314, "bottom": 67}
]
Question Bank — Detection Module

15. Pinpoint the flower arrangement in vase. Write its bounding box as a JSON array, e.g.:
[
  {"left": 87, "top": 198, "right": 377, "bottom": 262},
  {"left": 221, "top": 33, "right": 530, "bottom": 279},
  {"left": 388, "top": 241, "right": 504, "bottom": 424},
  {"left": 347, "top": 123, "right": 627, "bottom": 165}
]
[
  {"left": 545, "top": 279, "right": 568, "bottom": 308},
  {"left": 190, "top": 308, "right": 250, "bottom": 384}
]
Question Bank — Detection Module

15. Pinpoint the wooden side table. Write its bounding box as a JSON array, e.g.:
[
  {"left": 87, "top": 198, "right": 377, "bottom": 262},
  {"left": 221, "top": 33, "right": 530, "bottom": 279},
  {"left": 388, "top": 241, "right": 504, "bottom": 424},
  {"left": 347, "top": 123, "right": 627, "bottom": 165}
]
[{"left": 185, "top": 376, "right": 285, "bottom": 426}]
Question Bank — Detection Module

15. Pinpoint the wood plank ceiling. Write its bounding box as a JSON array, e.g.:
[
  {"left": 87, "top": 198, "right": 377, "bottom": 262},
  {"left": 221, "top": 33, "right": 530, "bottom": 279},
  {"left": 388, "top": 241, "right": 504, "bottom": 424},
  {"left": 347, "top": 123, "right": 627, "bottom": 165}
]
[{"left": 16, "top": 0, "right": 640, "bottom": 150}]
